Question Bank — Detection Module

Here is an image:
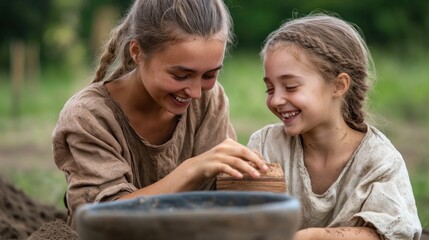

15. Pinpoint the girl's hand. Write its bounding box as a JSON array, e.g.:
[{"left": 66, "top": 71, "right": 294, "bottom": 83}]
[
  {"left": 186, "top": 138, "right": 268, "bottom": 180},
  {"left": 293, "top": 227, "right": 381, "bottom": 240}
]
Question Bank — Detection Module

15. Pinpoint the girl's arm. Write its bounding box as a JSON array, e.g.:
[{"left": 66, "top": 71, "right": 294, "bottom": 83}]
[{"left": 294, "top": 227, "right": 381, "bottom": 240}]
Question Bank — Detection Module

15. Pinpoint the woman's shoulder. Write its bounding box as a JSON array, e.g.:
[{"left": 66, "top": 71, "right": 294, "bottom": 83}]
[
  {"left": 186, "top": 82, "right": 229, "bottom": 122},
  {"left": 195, "top": 81, "right": 228, "bottom": 108},
  {"left": 56, "top": 82, "right": 118, "bottom": 127},
  {"left": 61, "top": 82, "right": 111, "bottom": 115}
]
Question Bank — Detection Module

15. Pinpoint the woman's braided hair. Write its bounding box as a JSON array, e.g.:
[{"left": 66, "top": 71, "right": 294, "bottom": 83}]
[
  {"left": 261, "top": 13, "right": 375, "bottom": 132},
  {"left": 92, "top": 0, "right": 233, "bottom": 83}
]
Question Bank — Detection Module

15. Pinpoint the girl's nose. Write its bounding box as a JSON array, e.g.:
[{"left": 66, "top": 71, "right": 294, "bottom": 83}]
[{"left": 269, "top": 90, "right": 287, "bottom": 107}]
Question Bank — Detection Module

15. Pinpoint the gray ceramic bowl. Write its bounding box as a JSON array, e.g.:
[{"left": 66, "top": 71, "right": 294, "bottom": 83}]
[{"left": 76, "top": 191, "right": 301, "bottom": 240}]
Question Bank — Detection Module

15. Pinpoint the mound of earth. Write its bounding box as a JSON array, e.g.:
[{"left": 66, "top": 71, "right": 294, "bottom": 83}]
[
  {"left": 27, "top": 219, "right": 77, "bottom": 240},
  {"left": 0, "top": 177, "right": 76, "bottom": 240}
]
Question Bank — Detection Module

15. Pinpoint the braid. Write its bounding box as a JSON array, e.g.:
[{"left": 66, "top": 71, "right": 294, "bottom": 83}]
[
  {"left": 92, "top": 16, "right": 132, "bottom": 83},
  {"left": 272, "top": 31, "right": 366, "bottom": 76},
  {"left": 105, "top": 41, "right": 135, "bottom": 82}
]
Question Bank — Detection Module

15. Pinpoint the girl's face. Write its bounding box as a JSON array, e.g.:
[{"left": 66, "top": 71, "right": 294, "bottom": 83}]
[
  {"left": 136, "top": 36, "right": 226, "bottom": 115},
  {"left": 263, "top": 46, "right": 339, "bottom": 136}
]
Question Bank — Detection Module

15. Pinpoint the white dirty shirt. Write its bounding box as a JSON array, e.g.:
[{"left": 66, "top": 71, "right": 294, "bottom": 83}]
[{"left": 247, "top": 123, "right": 421, "bottom": 240}]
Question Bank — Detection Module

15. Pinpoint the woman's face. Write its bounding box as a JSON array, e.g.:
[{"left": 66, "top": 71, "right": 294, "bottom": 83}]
[
  {"left": 263, "top": 46, "right": 338, "bottom": 136},
  {"left": 136, "top": 37, "right": 226, "bottom": 115}
]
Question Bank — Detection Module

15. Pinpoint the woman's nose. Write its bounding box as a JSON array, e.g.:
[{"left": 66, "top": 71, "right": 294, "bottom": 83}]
[{"left": 184, "top": 79, "right": 202, "bottom": 99}]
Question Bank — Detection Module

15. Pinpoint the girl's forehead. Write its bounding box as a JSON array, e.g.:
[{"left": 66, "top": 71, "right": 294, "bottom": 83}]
[
  {"left": 267, "top": 43, "right": 306, "bottom": 59},
  {"left": 265, "top": 44, "right": 314, "bottom": 69}
]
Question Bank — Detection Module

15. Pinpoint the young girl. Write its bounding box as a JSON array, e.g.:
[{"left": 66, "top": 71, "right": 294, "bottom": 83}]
[
  {"left": 248, "top": 13, "right": 421, "bottom": 239},
  {"left": 52, "top": 0, "right": 267, "bottom": 228}
]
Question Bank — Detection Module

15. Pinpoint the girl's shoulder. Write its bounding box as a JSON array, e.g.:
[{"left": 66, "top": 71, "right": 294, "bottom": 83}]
[
  {"left": 354, "top": 125, "right": 405, "bottom": 173},
  {"left": 363, "top": 125, "right": 402, "bottom": 157},
  {"left": 248, "top": 123, "right": 290, "bottom": 147},
  {"left": 186, "top": 82, "right": 230, "bottom": 123},
  {"left": 251, "top": 123, "right": 285, "bottom": 137}
]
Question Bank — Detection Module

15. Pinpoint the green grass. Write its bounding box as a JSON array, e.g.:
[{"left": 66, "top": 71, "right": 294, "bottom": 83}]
[
  {"left": 0, "top": 50, "right": 428, "bottom": 228},
  {"left": 369, "top": 50, "right": 429, "bottom": 125},
  {"left": 412, "top": 163, "right": 429, "bottom": 228},
  {"left": 3, "top": 168, "right": 67, "bottom": 209}
]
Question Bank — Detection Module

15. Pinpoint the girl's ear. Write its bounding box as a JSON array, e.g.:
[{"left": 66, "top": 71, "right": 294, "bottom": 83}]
[
  {"left": 333, "top": 72, "right": 350, "bottom": 97},
  {"left": 129, "top": 40, "right": 142, "bottom": 64}
]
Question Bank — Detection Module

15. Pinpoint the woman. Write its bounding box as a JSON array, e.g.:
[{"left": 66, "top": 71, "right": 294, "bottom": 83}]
[{"left": 53, "top": 0, "right": 267, "bottom": 228}]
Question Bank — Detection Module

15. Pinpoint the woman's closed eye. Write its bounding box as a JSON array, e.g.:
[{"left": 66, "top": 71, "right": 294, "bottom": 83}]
[
  {"left": 172, "top": 74, "right": 190, "bottom": 80},
  {"left": 202, "top": 70, "right": 220, "bottom": 80},
  {"left": 202, "top": 74, "right": 217, "bottom": 80}
]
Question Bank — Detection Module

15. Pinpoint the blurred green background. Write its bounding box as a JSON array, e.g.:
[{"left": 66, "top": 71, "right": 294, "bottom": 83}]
[{"left": 1, "top": 0, "right": 428, "bottom": 228}]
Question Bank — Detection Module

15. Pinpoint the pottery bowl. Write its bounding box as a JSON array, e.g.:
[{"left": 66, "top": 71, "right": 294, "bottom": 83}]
[{"left": 76, "top": 191, "right": 301, "bottom": 240}]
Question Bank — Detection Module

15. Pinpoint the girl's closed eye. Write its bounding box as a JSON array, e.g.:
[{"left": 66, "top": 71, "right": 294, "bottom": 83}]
[
  {"left": 265, "top": 87, "right": 274, "bottom": 94},
  {"left": 285, "top": 85, "right": 299, "bottom": 91}
]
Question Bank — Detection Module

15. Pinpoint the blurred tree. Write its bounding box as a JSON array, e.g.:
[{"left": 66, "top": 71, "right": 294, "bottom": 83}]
[
  {"left": 79, "top": 0, "right": 130, "bottom": 60},
  {"left": 225, "top": 0, "right": 429, "bottom": 54},
  {"left": 0, "top": 0, "right": 53, "bottom": 117},
  {"left": 1, "top": 0, "right": 428, "bottom": 71},
  {"left": 0, "top": 0, "right": 53, "bottom": 74}
]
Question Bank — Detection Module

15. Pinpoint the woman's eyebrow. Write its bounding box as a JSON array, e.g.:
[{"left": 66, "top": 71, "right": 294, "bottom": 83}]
[{"left": 169, "top": 65, "right": 223, "bottom": 73}]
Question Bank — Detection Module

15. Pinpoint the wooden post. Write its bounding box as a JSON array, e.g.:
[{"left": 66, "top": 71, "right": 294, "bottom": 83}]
[
  {"left": 26, "top": 41, "right": 40, "bottom": 92},
  {"left": 10, "top": 40, "right": 26, "bottom": 119}
]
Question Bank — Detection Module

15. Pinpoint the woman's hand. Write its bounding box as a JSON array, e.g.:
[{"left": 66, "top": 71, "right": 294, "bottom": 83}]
[
  {"left": 185, "top": 138, "right": 268, "bottom": 181},
  {"left": 119, "top": 138, "right": 268, "bottom": 199}
]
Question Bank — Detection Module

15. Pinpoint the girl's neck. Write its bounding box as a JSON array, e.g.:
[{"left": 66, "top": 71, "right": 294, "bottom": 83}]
[
  {"left": 300, "top": 121, "right": 365, "bottom": 164},
  {"left": 300, "top": 121, "right": 365, "bottom": 194}
]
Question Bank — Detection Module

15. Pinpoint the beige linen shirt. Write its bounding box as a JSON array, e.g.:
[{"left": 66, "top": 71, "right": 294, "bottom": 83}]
[
  {"left": 247, "top": 123, "right": 421, "bottom": 240},
  {"left": 52, "top": 81, "right": 235, "bottom": 228}
]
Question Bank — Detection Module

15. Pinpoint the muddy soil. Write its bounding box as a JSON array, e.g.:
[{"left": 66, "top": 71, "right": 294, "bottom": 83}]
[{"left": 0, "top": 177, "right": 77, "bottom": 240}]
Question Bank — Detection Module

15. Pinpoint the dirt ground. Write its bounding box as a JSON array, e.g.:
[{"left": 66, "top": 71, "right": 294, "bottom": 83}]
[{"left": 0, "top": 177, "right": 77, "bottom": 240}]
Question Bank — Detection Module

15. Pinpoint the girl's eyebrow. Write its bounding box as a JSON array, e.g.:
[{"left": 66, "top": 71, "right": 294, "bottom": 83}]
[
  {"left": 263, "top": 73, "right": 300, "bottom": 83},
  {"left": 169, "top": 65, "right": 223, "bottom": 73}
]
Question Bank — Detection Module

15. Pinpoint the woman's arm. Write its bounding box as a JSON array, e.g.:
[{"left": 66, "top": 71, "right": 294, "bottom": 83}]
[
  {"left": 118, "top": 138, "right": 268, "bottom": 200},
  {"left": 294, "top": 227, "right": 381, "bottom": 240}
]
